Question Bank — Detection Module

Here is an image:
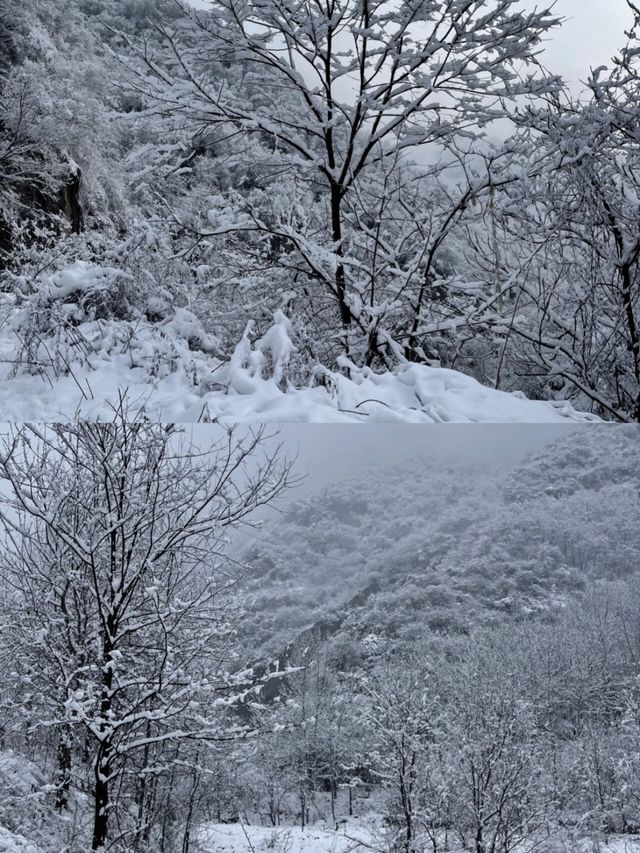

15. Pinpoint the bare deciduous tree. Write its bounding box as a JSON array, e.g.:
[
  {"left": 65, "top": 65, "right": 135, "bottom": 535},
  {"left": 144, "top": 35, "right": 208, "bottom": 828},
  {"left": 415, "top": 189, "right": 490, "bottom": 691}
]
[{"left": 0, "top": 412, "right": 296, "bottom": 851}]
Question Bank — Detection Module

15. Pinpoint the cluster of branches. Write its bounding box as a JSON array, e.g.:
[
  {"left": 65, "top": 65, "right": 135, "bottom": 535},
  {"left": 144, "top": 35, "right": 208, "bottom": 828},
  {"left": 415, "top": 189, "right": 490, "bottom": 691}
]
[
  {"left": 234, "top": 581, "right": 640, "bottom": 853},
  {"left": 0, "top": 410, "right": 296, "bottom": 851}
]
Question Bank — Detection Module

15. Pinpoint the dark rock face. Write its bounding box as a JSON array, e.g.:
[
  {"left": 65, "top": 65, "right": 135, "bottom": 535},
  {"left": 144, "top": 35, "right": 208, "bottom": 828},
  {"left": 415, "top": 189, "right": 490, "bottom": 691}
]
[{"left": 0, "top": 159, "right": 85, "bottom": 271}]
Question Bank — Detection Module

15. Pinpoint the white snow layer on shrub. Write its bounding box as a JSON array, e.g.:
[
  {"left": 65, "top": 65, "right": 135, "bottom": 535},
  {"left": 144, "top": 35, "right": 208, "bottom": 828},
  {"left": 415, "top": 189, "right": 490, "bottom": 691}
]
[
  {"left": 0, "top": 264, "right": 599, "bottom": 423},
  {"left": 0, "top": 827, "right": 43, "bottom": 853}
]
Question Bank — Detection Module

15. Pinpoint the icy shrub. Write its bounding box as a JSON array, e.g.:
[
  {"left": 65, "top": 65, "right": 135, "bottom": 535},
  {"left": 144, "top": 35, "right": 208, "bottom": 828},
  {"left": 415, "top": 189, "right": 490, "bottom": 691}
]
[
  {"left": 0, "top": 752, "right": 48, "bottom": 844},
  {"left": 13, "top": 260, "right": 145, "bottom": 322},
  {"left": 4, "top": 260, "right": 222, "bottom": 389},
  {"left": 7, "top": 261, "right": 137, "bottom": 379},
  {"left": 226, "top": 310, "right": 296, "bottom": 393}
]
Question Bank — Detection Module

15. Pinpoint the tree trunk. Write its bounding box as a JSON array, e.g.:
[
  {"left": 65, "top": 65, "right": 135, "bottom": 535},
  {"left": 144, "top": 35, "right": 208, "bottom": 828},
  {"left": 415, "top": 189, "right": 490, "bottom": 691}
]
[
  {"left": 92, "top": 740, "right": 112, "bottom": 851},
  {"left": 182, "top": 754, "right": 200, "bottom": 853},
  {"left": 134, "top": 723, "right": 153, "bottom": 850},
  {"left": 619, "top": 261, "right": 640, "bottom": 421},
  {"left": 55, "top": 728, "right": 72, "bottom": 811},
  {"left": 62, "top": 166, "right": 84, "bottom": 235},
  {"left": 399, "top": 752, "right": 414, "bottom": 853},
  {"left": 330, "top": 184, "right": 352, "bottom": 329},
  {"left": 160, "top": 762, "right": 178, "bottom": 853},
  {"left": 93, "top": 619, "right": 115, "bottom": 851}
]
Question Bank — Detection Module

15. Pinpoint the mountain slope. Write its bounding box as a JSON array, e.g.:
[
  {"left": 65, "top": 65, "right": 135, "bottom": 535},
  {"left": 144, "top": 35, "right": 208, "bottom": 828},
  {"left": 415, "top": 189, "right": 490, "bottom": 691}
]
[{"left": 241, "top": 426, "right": 640, "bottom": 659}]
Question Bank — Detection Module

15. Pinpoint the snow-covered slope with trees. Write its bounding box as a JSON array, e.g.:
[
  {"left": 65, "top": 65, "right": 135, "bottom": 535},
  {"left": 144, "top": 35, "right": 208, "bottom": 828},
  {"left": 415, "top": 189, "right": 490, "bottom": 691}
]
[
  {"left": 1, "top": 0, "right": 640, "bottom": 420},
  {"left": 0, "top": 422, "right": 639, "bottom": 852},
  {"left": 241, "top": 426, "right": 639, "bottom": 657}
]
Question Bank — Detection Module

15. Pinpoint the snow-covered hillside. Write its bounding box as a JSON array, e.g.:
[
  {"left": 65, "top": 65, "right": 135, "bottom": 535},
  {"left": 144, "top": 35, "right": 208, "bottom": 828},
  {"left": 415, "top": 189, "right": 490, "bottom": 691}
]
[
  {"left": 240, "top": 426, "right": 638, "bottom": 656},
  {"left": 0, "top": 263, "right": 599, "bottom": 423}
]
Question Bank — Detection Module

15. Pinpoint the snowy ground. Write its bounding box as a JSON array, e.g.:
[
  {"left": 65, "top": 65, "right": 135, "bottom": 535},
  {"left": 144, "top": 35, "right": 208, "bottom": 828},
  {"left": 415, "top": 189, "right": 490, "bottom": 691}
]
[
  {"left": 0, "top": 350, "right": 600, "bottom": 423},
  {"left": 0, "top": 819, "right": 639, "bottom": 853},
  {"left": 198, "top": 820, "right": 377, "bottom": 853},
  {"left": 0, "top": 262, "right": 601, "bottom": 423},
  {"left": 196, "top": 821, "right": 640, "bottom": 853}
]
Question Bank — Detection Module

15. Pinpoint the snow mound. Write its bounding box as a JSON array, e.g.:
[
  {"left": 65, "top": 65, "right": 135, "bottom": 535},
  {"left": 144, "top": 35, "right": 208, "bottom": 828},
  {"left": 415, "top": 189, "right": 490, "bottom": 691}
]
[
  {"left": 0, "top": 341, "right": 597, "bottom": 423},
  {"left": 0, "top": 267, "right": 599, "bottom": 423}
]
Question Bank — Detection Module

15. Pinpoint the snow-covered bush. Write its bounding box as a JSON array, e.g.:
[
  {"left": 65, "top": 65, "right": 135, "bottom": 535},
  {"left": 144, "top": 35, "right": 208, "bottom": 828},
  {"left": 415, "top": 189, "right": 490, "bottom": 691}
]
[
  {"left": 0, "top": 825, "right": 44, "bottom": 853},
  {"left": 0, "top": 753, "right": 48, "bottom": 846},
  {"left": 2, "top": 258, "right": 223, "bottom": 395}
]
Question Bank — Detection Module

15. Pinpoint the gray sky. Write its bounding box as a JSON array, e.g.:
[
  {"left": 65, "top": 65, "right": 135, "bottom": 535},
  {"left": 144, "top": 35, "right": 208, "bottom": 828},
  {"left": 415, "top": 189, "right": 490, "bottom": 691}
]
[
  {"left": 188, "top": 0, "right": 633, "bottom": 90},
  {"left": 541, "top": 0, "right": 632, "bottom": 87}
]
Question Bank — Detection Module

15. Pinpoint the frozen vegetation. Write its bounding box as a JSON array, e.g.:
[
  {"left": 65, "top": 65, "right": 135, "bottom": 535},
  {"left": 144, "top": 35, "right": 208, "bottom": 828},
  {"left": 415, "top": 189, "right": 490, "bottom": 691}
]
[
  {"left": 0, "top": 263, "right": 597, "bottom": 422},
  {"left": 1, "top": 0, "right": 640, "bottom": 420},
  {"left": 0, "top": 422, "right": 639, "bottom": 852}
]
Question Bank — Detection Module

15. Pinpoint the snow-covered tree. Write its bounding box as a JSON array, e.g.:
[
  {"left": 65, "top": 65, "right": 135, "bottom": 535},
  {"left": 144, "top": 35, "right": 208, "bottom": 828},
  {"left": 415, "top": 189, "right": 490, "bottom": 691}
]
[
  {"left": 360, "top": 656, "right": 440, "bottom": 853},
  {"left": 470, "top": 14, "right": 640, "bottom": 421},
  {"left": 0, "top": 413, "right": 294, "bottom": 851},
  {"left": 119, "top": 0, "right": 561, "bottom": 367}
]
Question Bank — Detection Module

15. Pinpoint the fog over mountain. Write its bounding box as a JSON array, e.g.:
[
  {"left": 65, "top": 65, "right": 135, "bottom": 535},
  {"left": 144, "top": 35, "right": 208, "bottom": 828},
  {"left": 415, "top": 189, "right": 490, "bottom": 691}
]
[{"left": 241, "top": 425, "right": 639, "bottom": 658}]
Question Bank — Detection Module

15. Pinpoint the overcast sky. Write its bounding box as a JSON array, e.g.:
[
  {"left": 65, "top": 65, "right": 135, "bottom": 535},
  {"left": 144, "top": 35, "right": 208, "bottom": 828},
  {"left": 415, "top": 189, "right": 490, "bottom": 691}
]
[
  {"left": 261, "top": 424, "right": 581, "bottom": 493},
  {"left": 188, "top": 0, "right": 633, "bottom": 90},
  {"left": 541, "top": 0, "right": 632, "bottom": 87},
  {"left": 188, "top": 424, "right": 583, "bottom": 514}
]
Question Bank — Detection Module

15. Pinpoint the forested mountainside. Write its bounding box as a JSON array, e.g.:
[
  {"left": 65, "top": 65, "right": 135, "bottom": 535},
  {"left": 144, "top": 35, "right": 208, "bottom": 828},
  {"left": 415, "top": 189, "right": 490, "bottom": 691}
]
[
  {"left": 242, "top": 426, "right": 640, "bottom": 658},
  {"left": 1, "top": 0, "right": 640, "bottom": 420}
]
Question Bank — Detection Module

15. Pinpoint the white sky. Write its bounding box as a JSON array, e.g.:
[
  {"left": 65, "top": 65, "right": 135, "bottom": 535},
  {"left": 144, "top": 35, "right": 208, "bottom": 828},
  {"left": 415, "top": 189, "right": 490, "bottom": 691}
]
[
  {"left": 540, "top": 0, "right": 632, "bottom": 87},
  {"left": 188, "top": 0, "right": 634, "bottom": 89}
]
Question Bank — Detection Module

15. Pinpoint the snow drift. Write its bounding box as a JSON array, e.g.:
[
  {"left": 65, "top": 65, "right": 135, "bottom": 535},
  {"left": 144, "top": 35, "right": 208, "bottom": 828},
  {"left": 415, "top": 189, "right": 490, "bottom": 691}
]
[{"left": 0, "top": 262, "right": 599, "bottom": 423}]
